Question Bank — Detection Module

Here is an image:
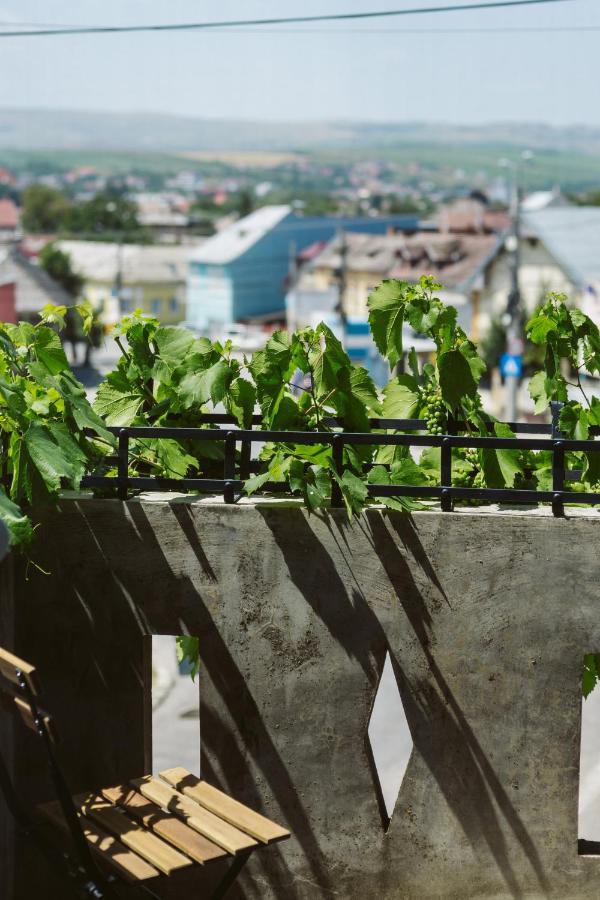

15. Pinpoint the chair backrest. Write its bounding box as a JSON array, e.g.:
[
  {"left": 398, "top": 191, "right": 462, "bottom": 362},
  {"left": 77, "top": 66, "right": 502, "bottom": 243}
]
[{"left": 0, "top": 646, "right": 57, "bottom": 742}]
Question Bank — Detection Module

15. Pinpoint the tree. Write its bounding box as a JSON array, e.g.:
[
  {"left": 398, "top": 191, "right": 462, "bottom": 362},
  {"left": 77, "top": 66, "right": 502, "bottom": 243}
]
[
  {"left": 21, "top": 184, "right": 72, "bottom": 233},
  {"left": 63, "top": 190, "right": 141, "bottom": 237},
  {"left": 39, "top": 244, "right": 83, "bottom": 298}
]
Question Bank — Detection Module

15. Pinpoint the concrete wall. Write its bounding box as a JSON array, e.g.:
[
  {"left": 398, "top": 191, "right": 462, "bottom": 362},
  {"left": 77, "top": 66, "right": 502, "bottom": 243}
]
[{"left": 2, "top": 496, "right": 600, "bottom": 898}]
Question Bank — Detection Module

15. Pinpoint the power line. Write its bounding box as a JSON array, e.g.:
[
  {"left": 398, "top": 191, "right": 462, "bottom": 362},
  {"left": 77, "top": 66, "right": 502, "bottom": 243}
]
[
  {"left": 0, "top": 0, "right": 576, "bottom": 39},
  {"left": 187, "top": 25, "right": 600, "bottom": 35}
]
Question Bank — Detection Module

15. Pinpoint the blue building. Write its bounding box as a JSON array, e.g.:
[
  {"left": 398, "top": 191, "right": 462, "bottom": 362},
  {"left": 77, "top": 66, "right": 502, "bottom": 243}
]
[{"left": 186, "top": 205, "right": 420, "bottom": 328}]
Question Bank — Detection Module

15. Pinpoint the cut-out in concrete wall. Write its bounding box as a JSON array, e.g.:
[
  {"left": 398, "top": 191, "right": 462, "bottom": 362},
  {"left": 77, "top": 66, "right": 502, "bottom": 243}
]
[
  {"left": 152, "top": 635, "right": 200, "bottom": 775},
  {"left": 579, "top": 676, "right": 600, "bottom": 848},
  {"left": 367, "top": 651, "right": 413, "bottom": 826}
]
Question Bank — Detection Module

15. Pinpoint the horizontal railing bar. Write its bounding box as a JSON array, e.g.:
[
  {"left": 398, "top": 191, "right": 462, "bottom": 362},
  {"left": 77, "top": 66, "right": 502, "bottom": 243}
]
[
  {"left": 86, "top": 425, "right": 600, "bottom": 451},
  {"left": 134, "top": 413, "right": 567, "bottom": 434},
  {"left": 81, "top": 476, "right": 239, "bottom": 491}
]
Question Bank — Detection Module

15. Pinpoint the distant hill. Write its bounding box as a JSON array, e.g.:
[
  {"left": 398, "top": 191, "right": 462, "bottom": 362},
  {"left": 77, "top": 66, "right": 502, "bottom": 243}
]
[{"left": 0, "top": 107, "right": 599, "bottom": 155}]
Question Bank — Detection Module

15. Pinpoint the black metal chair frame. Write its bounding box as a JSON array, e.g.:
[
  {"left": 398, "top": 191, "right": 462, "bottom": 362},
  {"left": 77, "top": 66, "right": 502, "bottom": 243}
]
[{"left": 0, "top": 668, "right": 254, "bottom": 900}]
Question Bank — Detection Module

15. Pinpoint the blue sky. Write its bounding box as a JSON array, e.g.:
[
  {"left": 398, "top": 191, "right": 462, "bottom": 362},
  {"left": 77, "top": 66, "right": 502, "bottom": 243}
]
[{"left": 0, "top": 0, "right": 597, "bottom": 124}]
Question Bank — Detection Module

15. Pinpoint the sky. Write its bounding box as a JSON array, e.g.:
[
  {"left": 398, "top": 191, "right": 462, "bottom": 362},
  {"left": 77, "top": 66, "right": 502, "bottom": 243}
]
[{"left": 0, "top": 0, "right": 597, "bottom": 125}]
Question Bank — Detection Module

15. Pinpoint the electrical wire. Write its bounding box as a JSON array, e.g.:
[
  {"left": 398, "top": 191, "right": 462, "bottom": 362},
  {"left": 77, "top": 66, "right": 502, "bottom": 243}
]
[
  {"left": 0, "top": 0, "right": 577, "bottom": 40},
  {"left": 189, "top": 25, "right": 600, "bottom": 34}
]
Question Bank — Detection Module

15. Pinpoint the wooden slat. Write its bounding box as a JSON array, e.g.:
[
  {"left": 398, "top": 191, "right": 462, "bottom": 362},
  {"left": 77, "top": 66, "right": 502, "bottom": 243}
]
[
  {"left": 132, "top": 776, "right": 257, "bottom": 856},
  {"left": 160, "top": 768, "right": 290, "bottom": 845},
  {"left": 37, "top": 801, "right": 160, "bottom": 883},
  {"left": 0, "top": 647, "right": 40, "bottom": 695},
  {"left": 101, "top": 784, "right": 226, "bottom": 865},
  {"left": 75, "top": 793, "right": 192, "bottom": 876}
]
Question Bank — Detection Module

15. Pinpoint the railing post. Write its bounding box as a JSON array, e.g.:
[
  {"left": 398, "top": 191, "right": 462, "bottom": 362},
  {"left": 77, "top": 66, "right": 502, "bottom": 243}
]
[
  {"left": 550, "top": 402, "right": 564, "bottom": 516},
  {"left": 331, "top": 434, "right": 344, "bottom": 508},
  {"left": 117, "top": 429, "right": 129, "bottom": 502},
  {"left": 224, "top": 431, "right": 236, "bottom": 504}
]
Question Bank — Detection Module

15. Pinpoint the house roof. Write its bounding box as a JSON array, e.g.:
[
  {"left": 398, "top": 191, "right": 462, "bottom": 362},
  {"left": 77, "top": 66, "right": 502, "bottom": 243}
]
[
  {"left": 523, "top": 207, "right": 600, "bottom": 289},
  {"left": 0, "top": 198, "right": 19, "bottom": 230},
  {"left": 0, "top": 249, "right": 72, "bottom": 313},
  {"left": 190, "top": 205, "right": 292, "bottom": 265},
  {"left": 58, "top": 240, "right": 193, "bottom": 284},
  {"left": 312, "top": 231, "right": 502, "bottom": 291}
]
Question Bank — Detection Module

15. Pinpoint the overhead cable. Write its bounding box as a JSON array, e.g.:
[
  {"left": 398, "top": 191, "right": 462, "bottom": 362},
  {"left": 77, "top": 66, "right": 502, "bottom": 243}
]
[{"left": 0, "top": 0, "right": 576, "bottom": 39}]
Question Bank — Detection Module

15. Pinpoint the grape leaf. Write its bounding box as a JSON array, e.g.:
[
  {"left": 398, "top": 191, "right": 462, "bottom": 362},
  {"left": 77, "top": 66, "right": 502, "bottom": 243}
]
[
  {"left": 367, "top": 279, "right": 405, "bottom": 369},
  {"left": 438, "top": 349, "right": 477, "bottom": 409},
  {"left": 225, "top": 377, "right": 256, "bottom": 428},
  {"left": 382, "top": 375, "right": 420, "bottom": 419}
]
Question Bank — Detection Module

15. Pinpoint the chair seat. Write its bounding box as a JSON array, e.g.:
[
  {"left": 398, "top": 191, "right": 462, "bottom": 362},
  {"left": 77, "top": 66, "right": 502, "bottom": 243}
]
[{"left": 37, "top": 767, "right": 290, "bottom": 884}]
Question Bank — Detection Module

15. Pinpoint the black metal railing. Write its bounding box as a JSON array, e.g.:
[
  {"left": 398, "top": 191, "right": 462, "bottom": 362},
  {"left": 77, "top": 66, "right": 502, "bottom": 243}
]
[{"left": 81, "top": 402, "right": 600, "bottom": 516}]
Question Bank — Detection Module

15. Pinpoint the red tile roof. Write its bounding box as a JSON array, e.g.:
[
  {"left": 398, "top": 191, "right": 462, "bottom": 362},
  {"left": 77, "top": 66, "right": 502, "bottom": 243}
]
[{"left": 0, "top": 199, "right": 19, "bottom": 230}]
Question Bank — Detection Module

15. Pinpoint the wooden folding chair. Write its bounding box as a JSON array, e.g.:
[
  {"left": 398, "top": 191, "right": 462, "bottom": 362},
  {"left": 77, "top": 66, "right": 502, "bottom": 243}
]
[{"left": 0, "top": 645, "right": 290, "bottom": 899}]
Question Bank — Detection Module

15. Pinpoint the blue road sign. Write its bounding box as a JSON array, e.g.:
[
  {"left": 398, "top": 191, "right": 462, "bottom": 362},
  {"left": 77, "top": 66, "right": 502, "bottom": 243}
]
[{"left": 500, "top": 353, "right": 523, "bottom": 379}]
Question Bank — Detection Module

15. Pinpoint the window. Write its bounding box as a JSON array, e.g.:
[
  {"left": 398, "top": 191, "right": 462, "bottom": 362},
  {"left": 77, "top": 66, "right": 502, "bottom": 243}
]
[
  {"left": 169, "top": 297, "right": 179, "bottom": 314},
  {"left": 151, "top": 298, "right": 162, "bottom": 316},
  {"left": 120, "top": 298, "right": 133, "bottom": 314}
]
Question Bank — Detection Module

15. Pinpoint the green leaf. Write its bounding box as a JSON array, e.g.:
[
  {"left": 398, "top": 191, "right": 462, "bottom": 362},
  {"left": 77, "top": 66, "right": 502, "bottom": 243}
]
[
  {"left": 528, "top": 371, "right": 550, "bottom": 414},
  {"left": 146, "top": 439, "right": 196, "bottom": 478},
  {"left": 154, "top": 326, "right": 196, "bottom": 365},
  {"left": 176, "top": 636, "right": 200, "bottom": 681},
  {"left": 225, "top": 377, "right": 256, "bottom": 428},
  {"left": 480, "top": 422, "right": 523, "bottom": 489},
  {"left": 333, "top": 469, "right": 368, "bottom": 518},
  {"left": 438, "top": 349, "right": 477, "bottom": 409},
  {"left": 367, "top": 279, "right": 406, "bottom": 369},
  {"left": 526, "top": 312, "right": 558, "bottom": 344},
  {"left": 419, "top": 446, "right": 441, "bottom": 480},
  {"left": 21, "top": 421, "right": 86, "bottom": 499},
  {"left": 349, "top": 366, "right": 381, "bottom": 415},
  {"left": 0, "top": 489, "right": 33, "bottom": 547},
  {"left": 382, "top": 375, "right": 419, "bottom": 419},
  {"left": 559, "top": 403, "right": 589, "bottom": 440},
  {"left": 32, "top": 326, "right": 70, "bottom": 375},
  {"left": 583, "top": 654, "right": 600, "bottom": 699},
  {"left": 390, "top": 458, "right": 429, "bottom": 486},
  {"left": 94, "top": 373, "right": 144, "bottom": 426},
  {"left": 408, "top": 347, "right": 420, "bottom": 380},
  {"left": 179, "top": 360, "right": 233, "bottom": 408}
]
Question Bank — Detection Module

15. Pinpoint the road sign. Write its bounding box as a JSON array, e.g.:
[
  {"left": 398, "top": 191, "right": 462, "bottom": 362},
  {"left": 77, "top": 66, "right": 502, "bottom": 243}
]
[{"left": 500, "top": 353, "right": 523, "bottom": 379}]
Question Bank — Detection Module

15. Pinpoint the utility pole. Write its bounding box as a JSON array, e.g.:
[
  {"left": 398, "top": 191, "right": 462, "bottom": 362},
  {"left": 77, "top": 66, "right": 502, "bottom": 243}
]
[
  {"left": 500, "top": 151, "right": 532, "bottom": 422},
  {"left": 287, "top": 240, "right": 298, "bottom": 331},
  {"left": 334, "top": 228, "right": 348, "bottom": 346},
  {"left": 504, "top": 179, "right": 523, "bottom": 422}
]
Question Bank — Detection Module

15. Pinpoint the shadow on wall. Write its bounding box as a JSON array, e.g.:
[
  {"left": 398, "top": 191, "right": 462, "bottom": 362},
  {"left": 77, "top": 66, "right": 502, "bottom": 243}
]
[{"left": 10, "top": 499, "right": 556, "bottom": 900}]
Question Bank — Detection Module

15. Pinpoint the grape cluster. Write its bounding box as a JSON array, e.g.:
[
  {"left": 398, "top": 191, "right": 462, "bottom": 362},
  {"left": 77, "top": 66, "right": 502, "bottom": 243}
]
[
  {"left": 422, "top": 387, "right": 447, "bottom": 435},
  {"left": 464, "top": 448, "right": 479, "bottom": 467},
  {"left": 453, "top": 469, "right": 474, "bottom": 487}
]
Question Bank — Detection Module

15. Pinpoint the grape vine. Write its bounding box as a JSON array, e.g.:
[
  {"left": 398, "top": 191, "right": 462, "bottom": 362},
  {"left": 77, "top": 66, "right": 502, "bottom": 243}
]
[{"left": 0, "top": 278, "right": 598, "bottom": 687}]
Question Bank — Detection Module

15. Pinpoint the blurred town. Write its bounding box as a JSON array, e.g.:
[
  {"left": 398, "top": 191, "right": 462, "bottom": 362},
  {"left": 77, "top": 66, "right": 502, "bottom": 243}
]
[{"left": 0, "top": 147, "right": 598, "bottom": 416}]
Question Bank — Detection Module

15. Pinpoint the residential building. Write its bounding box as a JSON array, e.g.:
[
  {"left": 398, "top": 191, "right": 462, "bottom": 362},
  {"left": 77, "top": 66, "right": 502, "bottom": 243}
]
[
  {"left": 0, "top": 199, "right": 20, "bottom": 243},
  {"left": 289, "top": 230, "right": 506, "bottom": 340},
  {"left": 471, "top": 205, "right": 600, "bottom": 339},
  {"left": 58, "top": 241, "right": 193, "bottom": 325},
  {"left": 0, "top": 248, "right": 71, "bottom": 321},
  {"left": 186, "top": 205, "right": 421, "bottom": 329}
]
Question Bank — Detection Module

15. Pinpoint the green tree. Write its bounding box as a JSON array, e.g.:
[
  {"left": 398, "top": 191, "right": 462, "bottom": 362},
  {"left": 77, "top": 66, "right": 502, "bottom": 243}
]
[
  {"left": 39, "top": 244, "right": 83, "bottom": 298},
  {"left": 21, "top": 184, "right": 72, "bottom": 233},
  {"left": 64, "top": 190, "right": 141, "bottom": 237}
]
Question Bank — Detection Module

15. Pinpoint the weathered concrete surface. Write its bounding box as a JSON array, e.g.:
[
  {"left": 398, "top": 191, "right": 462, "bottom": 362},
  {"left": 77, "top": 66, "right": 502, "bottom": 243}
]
[{"left": 2, "top": 496, "right": 600, "bottom": 899}]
